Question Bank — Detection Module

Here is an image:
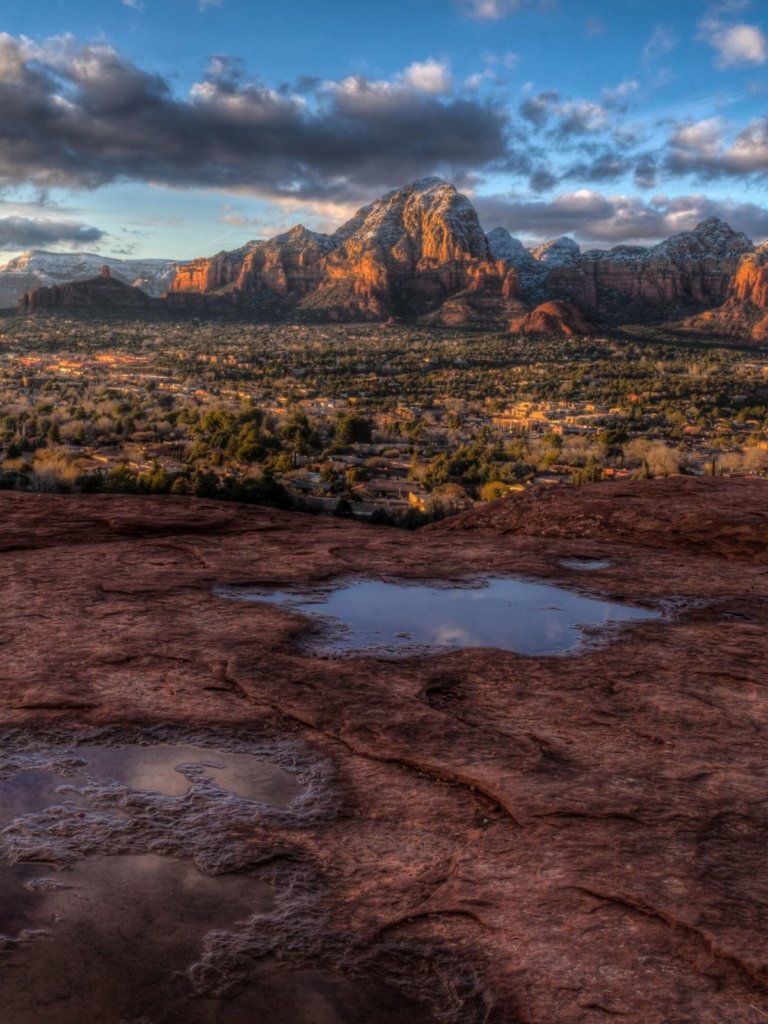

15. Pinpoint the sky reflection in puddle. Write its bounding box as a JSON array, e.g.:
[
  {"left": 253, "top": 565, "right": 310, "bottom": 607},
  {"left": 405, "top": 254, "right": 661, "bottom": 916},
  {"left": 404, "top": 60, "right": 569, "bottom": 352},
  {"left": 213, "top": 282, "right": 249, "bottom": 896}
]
[{"left": 224, "top": 576, "right": 659, "bottom": 657}]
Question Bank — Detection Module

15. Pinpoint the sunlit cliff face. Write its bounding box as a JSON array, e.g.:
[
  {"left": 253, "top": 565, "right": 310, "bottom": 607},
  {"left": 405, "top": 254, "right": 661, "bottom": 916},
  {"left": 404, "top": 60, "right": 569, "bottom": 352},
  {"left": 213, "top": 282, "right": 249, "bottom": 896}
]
[
  {"left": 163, "top": 178, "right": 765, "bottom": 331},
  {"left": 683, "top": 244, "right": 768, "bottom": 342},
  {"left": 731, "top": 247, "right": 768, "bottom": 307},
  {"left": 168, "top": 179, "right": 519, "bottom": 319}
]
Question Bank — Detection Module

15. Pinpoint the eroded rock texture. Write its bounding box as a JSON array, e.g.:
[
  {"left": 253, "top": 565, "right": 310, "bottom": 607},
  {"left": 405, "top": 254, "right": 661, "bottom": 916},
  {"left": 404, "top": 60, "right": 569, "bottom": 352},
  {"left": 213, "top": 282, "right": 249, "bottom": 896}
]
[{"left": 1, "top": 479, "right": 767, "bottom": 1022}]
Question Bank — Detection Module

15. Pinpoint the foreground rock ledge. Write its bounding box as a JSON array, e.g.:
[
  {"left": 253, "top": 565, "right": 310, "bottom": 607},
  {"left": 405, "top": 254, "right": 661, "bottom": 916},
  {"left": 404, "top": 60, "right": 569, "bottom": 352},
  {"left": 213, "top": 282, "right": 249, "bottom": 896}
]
[{"left": 1, "top": 478, "right": 767, "bottom": 1024}]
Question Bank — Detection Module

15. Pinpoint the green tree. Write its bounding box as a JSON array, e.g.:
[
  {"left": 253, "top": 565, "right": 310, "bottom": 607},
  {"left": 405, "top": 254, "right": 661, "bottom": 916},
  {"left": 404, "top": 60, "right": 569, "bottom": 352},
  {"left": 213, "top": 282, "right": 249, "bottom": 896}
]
[{"left": 335, "top": 414, "right": 372, "bottom": 446}]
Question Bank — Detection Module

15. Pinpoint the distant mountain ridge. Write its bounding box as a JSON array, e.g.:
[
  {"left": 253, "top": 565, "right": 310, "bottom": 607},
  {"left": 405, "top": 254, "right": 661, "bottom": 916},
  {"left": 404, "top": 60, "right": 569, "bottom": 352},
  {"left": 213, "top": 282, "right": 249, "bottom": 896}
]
[
  {"left": 0, "top": 250, "right": 180, "bottom": 309},
  {"left": 14, "top": 179, "right": 768, "bottom": 343},
  {"left": 18, "top": 265, "right": 160, "bottom": 312}
]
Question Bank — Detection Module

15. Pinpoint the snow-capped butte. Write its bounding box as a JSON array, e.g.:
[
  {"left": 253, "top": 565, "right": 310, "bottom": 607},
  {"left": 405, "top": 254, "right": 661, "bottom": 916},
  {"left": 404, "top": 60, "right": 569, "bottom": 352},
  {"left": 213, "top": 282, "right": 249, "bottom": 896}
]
[{"left": 530, "top": 237, "right": 582, "bottom": 266}]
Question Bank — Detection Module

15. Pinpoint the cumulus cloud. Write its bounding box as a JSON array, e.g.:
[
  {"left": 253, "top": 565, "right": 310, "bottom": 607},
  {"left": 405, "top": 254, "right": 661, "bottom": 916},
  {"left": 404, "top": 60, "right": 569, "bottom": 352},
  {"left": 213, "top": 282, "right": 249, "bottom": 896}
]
[
  {"left": 402, "top": 59, "right": 453, "bottom": 95},
  {"left": 0, "top": 34, "right": 507, "bottom": 205},
  {"left": 517, "top": 87, "right": 633, "bottom": 140},
  {"left": 0, "top": 216, "right": 106, "bottom": 250},
  {"left": 474, "top": 189, "right": 768, "bottom": 245},
  {"left": 519, "top": 90, "right": 559, "bottom": 128},
  {"left": 602, "top": 79, "right": 639, "bottom": 107},
  {"left": 556, "top": 99, "right": 609, "bottom": 135},
  {"left": 698, "top": 4, "right": 767, "bottom": 68},
  {"left": 518, "top": 90, "right": 616, "bottom": 138},
  {"left": 666, "top": 115, "right": 768, "bottom": 176},
  {"left": 0, "top": 28, "right": 764, "bottom": 225}
]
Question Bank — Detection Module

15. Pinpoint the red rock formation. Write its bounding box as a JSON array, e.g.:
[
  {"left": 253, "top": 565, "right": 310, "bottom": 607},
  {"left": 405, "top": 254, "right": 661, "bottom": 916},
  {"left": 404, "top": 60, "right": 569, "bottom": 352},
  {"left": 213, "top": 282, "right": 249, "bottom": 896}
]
[
  {"left": 676, "top": 243, "right": 768, "bottom": 342},
  {"left": 731, "top": 246, "right": 768, "bottom": 306},
  {"left": 162, "top": 181, "right": 767, "bottom": 336},
  {"left": 303, "top": 178, "right": 507, "bottom": 319},
  {"left": 542, "top": 223, "right": 751, "bottom": 320},
  {"left": 168, "top": 179, "right": 517, "bottom": 321},
  {"left": 510, "top": 299, "right": 595, "bottom": 336},
  {"left": 235, "top": 225, "right": 333, "bottom": 296},
  {"left": 170, "top": 244, "right": 255, "bottom": 294}
]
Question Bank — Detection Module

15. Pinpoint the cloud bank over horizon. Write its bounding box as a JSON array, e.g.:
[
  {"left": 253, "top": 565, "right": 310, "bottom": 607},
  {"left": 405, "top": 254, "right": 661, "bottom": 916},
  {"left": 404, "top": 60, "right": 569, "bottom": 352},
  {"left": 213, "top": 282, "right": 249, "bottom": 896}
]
[
  {"left": 0, "top": 215, "right": 105, "bottom": 251},
  {"left": 0, "top": 0, "right": 767, "bottom": 255}
]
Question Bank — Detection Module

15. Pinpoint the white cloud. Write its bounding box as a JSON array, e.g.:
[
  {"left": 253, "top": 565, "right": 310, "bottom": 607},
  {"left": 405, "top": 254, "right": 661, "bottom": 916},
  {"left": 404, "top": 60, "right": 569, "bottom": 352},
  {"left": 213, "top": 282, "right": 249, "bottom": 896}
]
[
  {"left": 557, "top": 99, "right": 609, "bottom": 134},
  {"left": 0, "top": 33, "right": 27, "bottom": 81},
  {"left": 725, "top": 118, "right": 768, "bottom": 172},
  {"left": 698, "top": 6, "right": 767, "bottom": 69},
  {"left": 603, "top": 79, "right": 639, "bottom": 105},
  {"left": 465, "top": 70, "right": 494, "bottom": 90},
  {"left": 712, "top": 23, "right": 766, "bottom": 67},
  {"left": 671, "top": 117, "right": 728, "bottom": 158},
  {"left": 403, "top": 59, "right": 453, "bottom": 95},
  {"left": 481, "top": 50, "right": 519, "bottom": 69},
  {"left": 469, "top": 0, "right": 508, "bottom": 18},
  {"left": 667, "top": 114, "right": 768, "bottom": 176}
]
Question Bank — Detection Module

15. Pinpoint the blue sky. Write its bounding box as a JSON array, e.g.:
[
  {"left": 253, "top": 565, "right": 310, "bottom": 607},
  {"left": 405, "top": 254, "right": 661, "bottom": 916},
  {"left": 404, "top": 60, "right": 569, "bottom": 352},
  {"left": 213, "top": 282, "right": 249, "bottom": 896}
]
[{"left": 1, "top": 0, "right": 767, "bottom": 258}]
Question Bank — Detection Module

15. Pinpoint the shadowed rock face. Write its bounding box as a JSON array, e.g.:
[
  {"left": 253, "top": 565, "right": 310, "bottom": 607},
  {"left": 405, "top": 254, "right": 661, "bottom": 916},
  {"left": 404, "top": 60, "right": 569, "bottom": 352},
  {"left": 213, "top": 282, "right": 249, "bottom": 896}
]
[
  {"left": 19, "top": 272, "right": 158, "bottom": 312},
  {"left": 0, "top": 479, "right": 767, "bottom": 1022}
]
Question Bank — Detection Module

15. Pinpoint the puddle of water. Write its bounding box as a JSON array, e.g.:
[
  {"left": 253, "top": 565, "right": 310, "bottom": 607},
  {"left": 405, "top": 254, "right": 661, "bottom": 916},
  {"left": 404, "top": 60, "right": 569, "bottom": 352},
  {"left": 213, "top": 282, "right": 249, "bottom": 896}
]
[
  {"left": 0, "top": 854, "right": 273, "bottom": 1024},
  {"left": 223, "top": 577, "right": 659, "bottom": 657},
  {"left": 0, "top": 769, "right": 86, "bottom": 822},
  {"left": 0, "top": 744, "right": 303, "bottom": 825},
  {"left": 0, "top": 853, "right": 438, "bottom": 1024},
  {"left": 559, "top": 558, "right": 613, "bottom": 571},
  {"left": 0, "top": 733, "right": 446, "bottom": 1024},
  {"left": 74, "top": 744, "right": 303, "bottom": 805},
  {"left": 215, "top": 964, "right": 433, "bottom": 1024}
]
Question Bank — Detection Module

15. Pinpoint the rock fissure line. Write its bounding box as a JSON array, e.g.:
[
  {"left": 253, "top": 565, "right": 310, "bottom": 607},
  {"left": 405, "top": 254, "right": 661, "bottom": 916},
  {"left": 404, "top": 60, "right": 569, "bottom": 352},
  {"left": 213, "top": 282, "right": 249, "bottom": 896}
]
[{"left": 570, "top": 886, "right": 768, "bottom": 993}]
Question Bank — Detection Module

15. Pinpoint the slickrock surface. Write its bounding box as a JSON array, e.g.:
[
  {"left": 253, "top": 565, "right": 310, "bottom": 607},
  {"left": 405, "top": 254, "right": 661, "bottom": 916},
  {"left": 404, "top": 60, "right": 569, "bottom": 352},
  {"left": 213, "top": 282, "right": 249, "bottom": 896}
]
[{"left": 2, "top": 479, "right": 768, "bottom": 1022}]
